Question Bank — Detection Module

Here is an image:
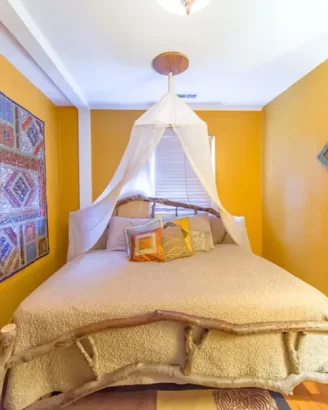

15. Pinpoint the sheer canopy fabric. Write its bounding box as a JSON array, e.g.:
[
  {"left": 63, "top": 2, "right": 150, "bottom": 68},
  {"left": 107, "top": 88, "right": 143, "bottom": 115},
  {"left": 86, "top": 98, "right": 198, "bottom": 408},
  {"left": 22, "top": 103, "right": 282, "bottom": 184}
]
[{"left": 68, "top": 92, "right": 250, "bottom": 260}]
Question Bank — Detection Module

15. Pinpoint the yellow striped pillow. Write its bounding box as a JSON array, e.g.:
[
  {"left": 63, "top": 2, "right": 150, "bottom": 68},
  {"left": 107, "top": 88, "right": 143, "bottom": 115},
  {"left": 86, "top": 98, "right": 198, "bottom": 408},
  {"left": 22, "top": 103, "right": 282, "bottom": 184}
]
[{"left": 162, "top": 225, "right": 192, "bottom": 261}]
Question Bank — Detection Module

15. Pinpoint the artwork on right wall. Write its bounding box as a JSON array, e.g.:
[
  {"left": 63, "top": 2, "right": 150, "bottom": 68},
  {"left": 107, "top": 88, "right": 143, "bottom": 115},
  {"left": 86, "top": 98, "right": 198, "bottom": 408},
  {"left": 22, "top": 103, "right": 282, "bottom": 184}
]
[{"left": 317, "top": 142, "right": 328, "bottom": 167}]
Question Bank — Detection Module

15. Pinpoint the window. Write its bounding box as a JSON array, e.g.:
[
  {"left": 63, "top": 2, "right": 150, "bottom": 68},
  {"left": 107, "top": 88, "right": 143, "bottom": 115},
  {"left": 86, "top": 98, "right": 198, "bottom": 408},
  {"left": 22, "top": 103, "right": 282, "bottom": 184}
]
[{"left": 152, "top": 130, "right": 215, "bottom": 213}]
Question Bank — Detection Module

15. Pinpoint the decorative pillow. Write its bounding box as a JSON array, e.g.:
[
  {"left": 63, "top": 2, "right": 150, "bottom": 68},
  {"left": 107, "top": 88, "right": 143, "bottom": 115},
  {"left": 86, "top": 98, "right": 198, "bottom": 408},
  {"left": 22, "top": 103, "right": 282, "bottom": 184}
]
[
  {"left": 190, "top": 230, "right": 206, "bottom": 252},
  {"left": 222, "top": 231, "right": 235, "bottom": 244},
  {"left": 209, "top": 214, "right": 228, "bottom": 244},
  {"left": 92, "top": 225, "right": 109, "bottom": 250},
  {"left": 188, "top": 214, "right": 214, "bottom": 251},
  {"left": 130, "top": 227, "right": 166, "bottom": 262},
  {"left": 106, "top": 216, "right": 160, "bottom": 251},
  {"left": 124, "top": 219, "right": 163, "bottom": 257},
  {"left": 162, "top": 225, "right": 193, "bottom": 261},
  {"left": 163, "top": 217, "right": 194, "bottom": 254}
]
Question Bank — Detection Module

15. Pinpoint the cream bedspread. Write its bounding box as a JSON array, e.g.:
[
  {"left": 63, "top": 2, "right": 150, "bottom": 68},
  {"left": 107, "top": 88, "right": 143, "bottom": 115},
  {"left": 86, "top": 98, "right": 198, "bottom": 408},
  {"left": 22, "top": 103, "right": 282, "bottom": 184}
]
[{"left": 5, "top": 245, "right": 328, "bottom": 410}]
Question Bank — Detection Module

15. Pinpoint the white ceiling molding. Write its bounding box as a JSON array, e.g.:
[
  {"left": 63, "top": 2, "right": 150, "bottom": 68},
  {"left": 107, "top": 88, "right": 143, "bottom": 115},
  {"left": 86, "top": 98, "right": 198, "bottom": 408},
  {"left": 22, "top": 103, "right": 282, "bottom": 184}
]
[
  {"left": 78, "top": 108, "right": 92, "bottom": 209},
  {"left": 90, "top": 103, "right": 263, "bottom": 111},
  {"left": 1, "top": 0, "right": 88, "bottom": 108},
  {"left": 0, "top": 22, "right": 70, "bottom": 105}
]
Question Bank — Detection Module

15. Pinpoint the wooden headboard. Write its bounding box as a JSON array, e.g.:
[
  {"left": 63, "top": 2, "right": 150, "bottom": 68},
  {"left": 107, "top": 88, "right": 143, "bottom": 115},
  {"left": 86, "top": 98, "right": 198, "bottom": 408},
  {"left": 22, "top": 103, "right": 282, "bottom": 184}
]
[{"left": 115, "top": 195, "right": 220, "bottom": 218}]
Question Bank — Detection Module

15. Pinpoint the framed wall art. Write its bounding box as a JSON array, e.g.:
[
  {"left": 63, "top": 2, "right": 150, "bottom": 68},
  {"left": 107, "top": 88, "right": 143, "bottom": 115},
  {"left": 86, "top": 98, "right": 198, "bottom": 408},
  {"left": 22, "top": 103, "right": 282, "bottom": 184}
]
[{"left": 0, "top": 92, "right": 49, "bottom": 283}]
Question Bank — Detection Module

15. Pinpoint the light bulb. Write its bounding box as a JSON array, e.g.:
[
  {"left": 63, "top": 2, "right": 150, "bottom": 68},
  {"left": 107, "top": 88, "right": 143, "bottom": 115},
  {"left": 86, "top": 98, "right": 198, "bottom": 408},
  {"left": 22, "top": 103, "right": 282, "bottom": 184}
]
[{"left": 157, "top": 0, "right": 212, "bottom": 16}]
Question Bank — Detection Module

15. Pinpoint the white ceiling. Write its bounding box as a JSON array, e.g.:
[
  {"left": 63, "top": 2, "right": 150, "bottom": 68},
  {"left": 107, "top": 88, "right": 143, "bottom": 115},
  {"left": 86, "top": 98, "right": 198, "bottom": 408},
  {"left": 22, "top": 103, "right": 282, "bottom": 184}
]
[{"left": 1, "top": 0, "right": 328, "bottom": 109}]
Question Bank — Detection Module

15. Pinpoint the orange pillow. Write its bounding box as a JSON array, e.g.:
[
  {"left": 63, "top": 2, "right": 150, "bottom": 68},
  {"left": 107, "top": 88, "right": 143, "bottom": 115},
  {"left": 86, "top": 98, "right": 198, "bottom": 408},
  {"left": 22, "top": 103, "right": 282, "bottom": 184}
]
[{"left": 130, "top": 227, "right": 166, "bottom": 262}]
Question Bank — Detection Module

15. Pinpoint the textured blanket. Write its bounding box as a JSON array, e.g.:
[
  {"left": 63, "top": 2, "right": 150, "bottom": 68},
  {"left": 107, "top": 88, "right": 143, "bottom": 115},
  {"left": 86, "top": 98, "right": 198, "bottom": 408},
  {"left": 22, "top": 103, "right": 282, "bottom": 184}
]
[{"left": 5, "top": 245, "right": 328, "bottom": 410}]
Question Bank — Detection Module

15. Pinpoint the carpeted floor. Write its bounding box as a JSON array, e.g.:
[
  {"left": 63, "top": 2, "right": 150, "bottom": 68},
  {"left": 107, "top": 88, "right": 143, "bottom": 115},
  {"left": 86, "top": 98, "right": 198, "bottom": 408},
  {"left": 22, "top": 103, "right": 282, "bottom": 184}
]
[
  {"left": 65, "top": 386, "right": 290, "bottom": 409},
  {"left": 5, "top": 383, "right": 327, "bottom": 409},
  {"left": 63, "top": 382, "right": 328, "bottom": 409}
]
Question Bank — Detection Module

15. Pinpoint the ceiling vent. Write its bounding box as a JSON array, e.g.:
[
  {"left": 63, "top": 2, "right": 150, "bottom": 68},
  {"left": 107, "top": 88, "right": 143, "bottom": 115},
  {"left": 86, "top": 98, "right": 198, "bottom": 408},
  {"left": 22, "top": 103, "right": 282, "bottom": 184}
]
[{"left": 177, "top": 93, "right": 197, "bottom": 99}]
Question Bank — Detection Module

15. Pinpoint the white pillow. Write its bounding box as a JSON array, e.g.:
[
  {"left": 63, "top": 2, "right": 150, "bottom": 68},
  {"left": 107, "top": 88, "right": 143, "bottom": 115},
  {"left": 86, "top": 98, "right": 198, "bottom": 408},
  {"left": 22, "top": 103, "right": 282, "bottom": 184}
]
[
  {"left": 209, "top": 214, "right": 230, "bottom": 244},
  {"left": 188, "top": 214, "right": 214, "bottom": 251},
  {"left": 190, "top": 231, "right": 206, "bottom": 252},
  {"left": 106, "top": 216, "right": 160, "bottom": 251}
]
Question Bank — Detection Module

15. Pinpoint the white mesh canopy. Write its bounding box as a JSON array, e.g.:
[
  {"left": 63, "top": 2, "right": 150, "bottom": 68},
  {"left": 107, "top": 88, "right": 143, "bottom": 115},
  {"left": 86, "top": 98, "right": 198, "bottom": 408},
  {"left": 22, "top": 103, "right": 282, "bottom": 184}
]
[{"left": 67, "top": 90, "right": 251, "bottom": 260}]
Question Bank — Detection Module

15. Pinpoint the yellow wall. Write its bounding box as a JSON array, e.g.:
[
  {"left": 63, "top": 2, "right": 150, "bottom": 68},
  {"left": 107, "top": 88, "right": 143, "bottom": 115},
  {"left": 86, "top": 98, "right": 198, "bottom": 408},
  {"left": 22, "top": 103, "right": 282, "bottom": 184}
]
[
  {"left": 0, "top": 57, "right": 79, "bottom": 326},
  {"left": 57, "top": 107, "right": 80, "bottom": 255},
  {"left": 263, "top": 60, "right": 328, "bottom": 294},
  {"left": 91, "top": 110, "right": 262, "bottom": 255}
]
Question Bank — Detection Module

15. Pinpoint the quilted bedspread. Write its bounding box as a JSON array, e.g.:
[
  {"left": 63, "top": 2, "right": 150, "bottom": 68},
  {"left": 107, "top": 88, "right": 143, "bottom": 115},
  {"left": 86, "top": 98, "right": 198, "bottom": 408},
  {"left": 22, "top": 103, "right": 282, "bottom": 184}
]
[{"left": 5, "top": 245, "right": 328, "bottom": 409}]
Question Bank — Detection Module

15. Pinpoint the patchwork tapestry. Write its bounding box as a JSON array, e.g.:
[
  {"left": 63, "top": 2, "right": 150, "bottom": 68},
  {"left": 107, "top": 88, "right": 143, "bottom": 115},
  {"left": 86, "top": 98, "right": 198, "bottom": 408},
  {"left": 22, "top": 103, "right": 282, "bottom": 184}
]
[{"left": 0, "top": 92, "right": 49, "bottom": 282}]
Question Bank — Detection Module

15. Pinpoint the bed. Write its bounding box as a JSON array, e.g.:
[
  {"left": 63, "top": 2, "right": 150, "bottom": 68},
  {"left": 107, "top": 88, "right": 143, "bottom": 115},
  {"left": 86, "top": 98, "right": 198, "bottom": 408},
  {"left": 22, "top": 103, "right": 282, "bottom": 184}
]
[{"left": 1, "top": 199, "right": 328, "bottom": 410}]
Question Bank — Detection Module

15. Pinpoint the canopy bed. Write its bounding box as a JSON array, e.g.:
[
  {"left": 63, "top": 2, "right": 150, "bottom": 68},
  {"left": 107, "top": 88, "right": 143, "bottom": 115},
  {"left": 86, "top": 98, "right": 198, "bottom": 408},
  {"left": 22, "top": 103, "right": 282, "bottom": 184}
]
[{"left": 1, "top": 54, "right": 328, "bottom": 410}]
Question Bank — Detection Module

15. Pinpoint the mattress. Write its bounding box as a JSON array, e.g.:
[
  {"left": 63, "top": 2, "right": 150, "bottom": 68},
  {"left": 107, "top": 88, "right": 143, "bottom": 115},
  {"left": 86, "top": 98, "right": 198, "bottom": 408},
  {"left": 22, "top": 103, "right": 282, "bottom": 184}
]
[{"left": 5, "top": 245, "right": 328, "bottom": 410}]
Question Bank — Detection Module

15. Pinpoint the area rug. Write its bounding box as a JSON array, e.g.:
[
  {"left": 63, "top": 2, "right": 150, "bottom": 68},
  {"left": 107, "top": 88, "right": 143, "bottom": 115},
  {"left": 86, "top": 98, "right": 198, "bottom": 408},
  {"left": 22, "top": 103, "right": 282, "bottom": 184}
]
[
  {"left": 65, "top": 387, "right": 291, "bottom": 409},
  {"left": 158, "top": 389, "right": 290, "bottom": 410},
  {"left": 0, "top": 92, "right": 49, "bottom": 282}
]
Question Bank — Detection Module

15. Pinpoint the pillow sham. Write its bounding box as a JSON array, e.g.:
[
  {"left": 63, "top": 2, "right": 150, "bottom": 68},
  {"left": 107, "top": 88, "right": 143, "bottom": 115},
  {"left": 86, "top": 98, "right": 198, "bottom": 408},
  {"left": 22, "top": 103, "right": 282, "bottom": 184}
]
[
  {"left": 190, "top": 230, "right": 207, "bottom": 252},
  {"left": 222, "top": 231, "right": 235, "bottom": 244},
  {"left": 130, "top": 227, "right": 166, "bottom": 262},
  {"left": 163, "top": 217, "right": 194, "bottom": 254},
  {"left": 209, "top": 214, "right": 229, "bottom": 244},
  {"left": 106, "top": 216, "right": 161, "bottom": 252},
  {"left": 188, "top": 213, "right": 214, "bottom": 251},
  {"left": 124, "top": 219, "right": 163, "bottom": 257},
  {"left": 162, "top": 225, "right": 193, "bottom": 261}
]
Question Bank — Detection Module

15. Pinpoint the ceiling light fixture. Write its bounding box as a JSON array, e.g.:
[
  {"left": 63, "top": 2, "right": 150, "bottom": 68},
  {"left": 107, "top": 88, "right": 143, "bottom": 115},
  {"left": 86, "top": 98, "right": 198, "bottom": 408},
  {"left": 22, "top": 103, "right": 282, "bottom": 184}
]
[{"left": 157, "top": 0, "right": 212, "bottom": 16}]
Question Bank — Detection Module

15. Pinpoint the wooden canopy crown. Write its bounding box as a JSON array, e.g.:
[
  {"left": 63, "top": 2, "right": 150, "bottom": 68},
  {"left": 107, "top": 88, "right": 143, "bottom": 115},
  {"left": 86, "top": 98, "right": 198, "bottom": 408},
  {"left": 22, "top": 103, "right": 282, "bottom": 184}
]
[{"left": 115, "top": 195, "right": 220, "bottom": 218}]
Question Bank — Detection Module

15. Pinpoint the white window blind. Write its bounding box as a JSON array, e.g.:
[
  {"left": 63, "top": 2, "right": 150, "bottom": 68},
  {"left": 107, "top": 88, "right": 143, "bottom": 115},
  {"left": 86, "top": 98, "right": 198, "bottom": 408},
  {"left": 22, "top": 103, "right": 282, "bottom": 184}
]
[{"left": 152, "top": 130, "right": 215, "bottom": 212}]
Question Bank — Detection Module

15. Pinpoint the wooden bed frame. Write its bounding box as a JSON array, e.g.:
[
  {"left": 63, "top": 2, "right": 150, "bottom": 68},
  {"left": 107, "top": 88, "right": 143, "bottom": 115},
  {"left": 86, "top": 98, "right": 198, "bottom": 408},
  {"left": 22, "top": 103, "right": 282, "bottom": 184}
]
[
  {"left": 1, "top": 196, "right": 328, "bottom": 409},
  {"left": 114, "top": 194, "right": 221, "bottom": 218}
]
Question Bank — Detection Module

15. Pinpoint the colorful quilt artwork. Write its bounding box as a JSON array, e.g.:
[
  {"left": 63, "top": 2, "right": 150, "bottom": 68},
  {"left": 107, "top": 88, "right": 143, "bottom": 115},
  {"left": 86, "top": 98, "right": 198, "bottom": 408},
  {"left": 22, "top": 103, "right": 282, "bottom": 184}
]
[{"left": 0, "top": 92, "right": 49, "bottom": 283}]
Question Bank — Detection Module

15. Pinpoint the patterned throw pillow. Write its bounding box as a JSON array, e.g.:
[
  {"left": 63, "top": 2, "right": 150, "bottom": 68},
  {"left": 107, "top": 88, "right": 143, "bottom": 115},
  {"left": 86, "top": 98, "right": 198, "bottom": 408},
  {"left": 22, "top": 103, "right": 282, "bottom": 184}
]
[
  {"left": 190, "top": 230, "right": 206, "bottom": 252},
  {"left": 124, "top": 219, "right": 163, "bottom": 257},
  {"left": 130, "top": 227, "right": 166, "bottom": 262},
  {"left": 189, "top": 214, "right": 214, "bottom": 251},
  {"left": 163, "top": 217, "right": 194, "bottom": 254},
  {"left": 107, "top": 216, "right": 159, "bottom": 251},
  {"left": 162, "top": 225, "right": 193, "bottom": 261}
]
